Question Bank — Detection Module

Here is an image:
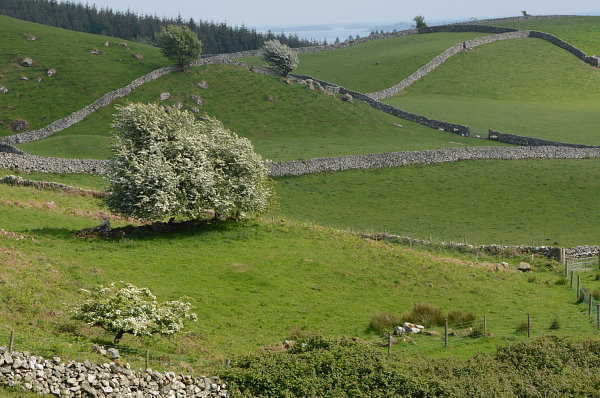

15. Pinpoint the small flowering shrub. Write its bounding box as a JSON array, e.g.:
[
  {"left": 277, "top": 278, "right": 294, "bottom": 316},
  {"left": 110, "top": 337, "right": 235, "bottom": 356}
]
[
  {"left": 106, "top": 103, "right": 274, "bottom": 221},
  {"left": 261, "top": 40, "right": 298, "bottom": 76},
  {"left": 72, "top": 282, "right": 197, "bottom": 343}
]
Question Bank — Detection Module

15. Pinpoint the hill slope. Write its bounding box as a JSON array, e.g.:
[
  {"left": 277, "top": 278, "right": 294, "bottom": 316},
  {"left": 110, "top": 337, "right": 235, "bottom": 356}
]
[
  {"left": 384, "top": 37, "right": 600, "bottom": 142},
  {"left": 0, "top": 15, "right": 169, "bottom": 137},
  {"left": 16, "top": 64, "right": 503, "bottom": 161},
  {"left": 292, "top": 32, "right": 488, "bottom": 93}
]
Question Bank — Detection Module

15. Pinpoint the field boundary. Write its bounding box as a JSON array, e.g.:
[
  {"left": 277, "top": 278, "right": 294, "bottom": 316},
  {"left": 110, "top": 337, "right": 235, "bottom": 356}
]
[{"left": 366, "top": 30, "right": 599, "bottom": 100}]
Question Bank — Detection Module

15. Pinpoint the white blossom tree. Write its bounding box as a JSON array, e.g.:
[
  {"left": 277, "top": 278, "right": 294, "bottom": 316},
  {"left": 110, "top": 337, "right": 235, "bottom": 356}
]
[
  {"left": 72, "top": 282, "right": 197, "bottom": 344},
  {"left": 105, "top": 103, "right": 274, "bottom": 221},
  {"left": 261, "top": 39, "right": 298, "bottom": 76}
]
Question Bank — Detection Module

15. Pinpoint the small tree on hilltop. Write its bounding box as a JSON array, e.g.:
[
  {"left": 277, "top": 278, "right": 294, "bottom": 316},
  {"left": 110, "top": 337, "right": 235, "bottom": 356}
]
[
  {"left": 72, "top": 282, "right": 197, "bottom": 344},
  {"left": 155, "top": 24, "right": 202, "bottom": 67},
  {"left": 413, "top": 15, "right": 427, "bottom": 28},
  {"left": 106, "top": 103, "right": 274, "bottom": 221},
  {"left": 261, "top": 39, "right": 298, "bottom": 76}
]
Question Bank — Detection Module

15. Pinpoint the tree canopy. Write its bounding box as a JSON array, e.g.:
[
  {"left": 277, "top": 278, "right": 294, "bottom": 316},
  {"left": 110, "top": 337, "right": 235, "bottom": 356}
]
[
  {"left": 105, "top": 103, "right": 274, "bottom": 221},
  {"left": 156, "top": 24, "right": 202, "bottom": 67}
]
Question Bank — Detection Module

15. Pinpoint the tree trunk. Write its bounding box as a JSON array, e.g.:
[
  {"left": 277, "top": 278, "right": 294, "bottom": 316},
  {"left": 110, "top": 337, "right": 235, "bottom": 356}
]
[{"left": 114, "top": 330, "right": 125, "bottom": 344}]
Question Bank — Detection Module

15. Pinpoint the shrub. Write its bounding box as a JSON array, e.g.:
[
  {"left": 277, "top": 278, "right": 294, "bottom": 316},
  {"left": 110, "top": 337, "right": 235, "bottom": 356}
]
[
  {"left": 106, "top": 103, "right": 275, "bottom": 221},
  {"left": 72, "top": 282, "right": 197, "bottom": 343},
  {"left": 369, "top": 311, "right": 403, "bottom": 333},
  {"left": 447, "top": 309, "right": 475, "bottom": 327},
  {"left": 155, "top": 24, "right": 202, "bottom": 67},
  {"left": 261, "top": 40, "right": 298, "bottom": 76},
  {"left": 402, "top": 302, "right": 445, "bottom": 327},
  {"left": 549, "top": 317, "right": 561, "bottom": 330}
]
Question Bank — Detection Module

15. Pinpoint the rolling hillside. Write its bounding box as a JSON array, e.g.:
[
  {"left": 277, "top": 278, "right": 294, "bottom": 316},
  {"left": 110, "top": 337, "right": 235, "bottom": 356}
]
[
  {"left": 16, "top": 63, "right": 503, "bottom": 161},
  {"left": 384, "top": 37, "right": 600, "bottom": 142},
  {"left": 0, "top": 15, "right": 169, "bottom": 137}
]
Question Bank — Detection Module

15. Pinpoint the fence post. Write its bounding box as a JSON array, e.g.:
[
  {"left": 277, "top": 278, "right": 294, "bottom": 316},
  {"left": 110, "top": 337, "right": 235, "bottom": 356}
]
[
  {"left": 387, "top": 333, "right": 391, "bottom": 354},
  {"left": 577, "top": 275, "right": 581, "bottom": 299},
  {"left": 597, "top": 304, "right": 600, "bottom": 331},
  {"left": 145, "top": 349, "right": 149, "bottom": 371},
  {"left": 445, "top": 319, "right": 448, "bottom": 348},
  {"left": 484, "top": 315, "right": 487, "bottom": 338},
  {"left": 590, "top": 294, "right": 594, "bottom": 316},
  {"left": 8, "top": 331, "right": 14, "bottom": 353},
  {"left": 527, "top": 313, "right": 531, "bottom": 338},
  {"left": 565, "top": 259, "right": 569, "bottom": 278},
  {"left": 570, "top": 270, "right": 574, "bottom": 288},
  {"left": 225, "top": 359, "right": 231, "bottom": 367}
]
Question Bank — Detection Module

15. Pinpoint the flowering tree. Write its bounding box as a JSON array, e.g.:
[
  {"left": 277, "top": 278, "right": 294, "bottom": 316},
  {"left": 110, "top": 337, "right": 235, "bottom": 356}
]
[
  {"left": 261, "top": 40, "right": 298, "bottom": 76},
  {"left": 105, "top": 103, "right": 274, "bottom": 221},
  {"left": 72, "top": 282, "right": 197, "bottom": 343}
]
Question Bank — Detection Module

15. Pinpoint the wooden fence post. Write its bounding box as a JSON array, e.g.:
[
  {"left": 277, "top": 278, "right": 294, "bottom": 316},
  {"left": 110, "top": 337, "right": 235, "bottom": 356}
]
[
  {"left": 387, "top": 333, "right": 391, "bottom": 354},
  {"left": 145, "top": 349, "right": 149, "bottom": 371},
  {"left": 527, "top": 313, "right": 531, "bottom": 338},
  {"left": 8, "top": 331, "right": 14, "bottom": 353},
  {"left": 570, "top": 270, "right": 574, "bottom": 288},
  {"left": 484, "top": 315, "right": 487, "bottom": 338},
  {"left": 590, "top": 294, "right": 593, "bottom": 316},
  {"left": 445, "top": 319, "right": 448, "bottom": 348},
  {"left": 577, "top": 275, "right": 581, "bottom": 299},
  {"left": 225, "top": 359, "right": 231, "bottom": 367},
  {"left": 565, "top": 259, "right": 569, "bottom": 278},
  {"left": 597, "top": 304, "right": 600, "bottom": 331}
]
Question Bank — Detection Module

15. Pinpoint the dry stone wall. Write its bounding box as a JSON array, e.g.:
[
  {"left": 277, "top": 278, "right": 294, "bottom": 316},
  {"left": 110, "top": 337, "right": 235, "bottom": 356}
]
[
  {"left": 0, "top": 152, "right": 108, "bottom": 174},
  {"left": 0, "top": 347, "right": 228, "bottom": 397},
  {"left": 489, "top": 130, "right": 599, "bottom": 148},
  {"left": 268, "top": 146, "right": 600, "bottom": 176},
  {"left": 4, "top": 146, "right": 600, "bottom": 177}
]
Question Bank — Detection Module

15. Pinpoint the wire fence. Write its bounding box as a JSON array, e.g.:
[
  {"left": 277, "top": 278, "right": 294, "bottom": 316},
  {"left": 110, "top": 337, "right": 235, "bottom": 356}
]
[
  {"left": 391, "top": 310, "right": 599, "bottom": 354},
  {"left": 566, "top": 255, "right": 599, "bottom": 272}
]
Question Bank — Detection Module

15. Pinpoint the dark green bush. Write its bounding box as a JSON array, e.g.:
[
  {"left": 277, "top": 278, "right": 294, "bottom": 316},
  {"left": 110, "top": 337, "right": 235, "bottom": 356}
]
[
  {"left": 221, "top": 336, "right": 600, "bottom": 397},
  {"left": 402, "top": 302, "right": 445, "bottom": 327},
  {"left": 368, "top": 311, "right": 403, "bottom": 333}
]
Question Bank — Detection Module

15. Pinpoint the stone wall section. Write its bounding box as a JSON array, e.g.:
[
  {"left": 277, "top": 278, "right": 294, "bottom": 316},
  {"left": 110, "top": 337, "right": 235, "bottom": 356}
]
[
  {"left": 267, "top": 146, "right": 600, "bottom": 176},
  {"left": 489, "top": 130, "right": 600, "bottom": 148},
  {"left": 3, "top": 146, "right": 600, "bottom": 177},
  {"left": 0, "top": 152, "right": 108, "bottom": 174},
  {"left": 0, "top": 347, "right": 228, "bottom": 397}
]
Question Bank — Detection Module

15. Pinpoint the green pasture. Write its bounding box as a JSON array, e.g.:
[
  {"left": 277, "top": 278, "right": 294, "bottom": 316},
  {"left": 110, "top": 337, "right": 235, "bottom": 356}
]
[
  {"left": 290, "top": 32, "right": 487, "bottom": 93},
  {"left": 0, "top": 15, "right": 169, "bottom": 137},
  {"left": 488, "top": 16, "right": 600, "bottom": 55},
  {"left": 17, "top": 64, "right": 503, "bottom": 161},
  {"left": 385, "top": 38, "right": 600, "bottom": 144},
  {"left": 0, "top": 182, "right": 590, "bottom": 367},
  {"left": 271, "top": 158, "right": 600, "bottom": 247}
]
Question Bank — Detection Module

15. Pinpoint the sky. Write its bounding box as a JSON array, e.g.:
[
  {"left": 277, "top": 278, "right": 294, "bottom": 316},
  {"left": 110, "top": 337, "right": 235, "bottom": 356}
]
[{"left": 66, "top": 0, "right": 599, "bottom": 27}]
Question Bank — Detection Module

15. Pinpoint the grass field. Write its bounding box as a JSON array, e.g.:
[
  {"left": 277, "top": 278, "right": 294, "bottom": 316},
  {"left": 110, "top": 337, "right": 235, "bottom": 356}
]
[
  {"left": 487, "top": 16, "right": 600, "bottom": 55},
  {"left": 290, "top": 32, "right": 487, "bottom": 93},
  {"left": 0, "top": 15, "right": 169, "bottom": 137},
  {"left": 0, "top": 182, "right": 592, "bottom": 367},
  {"left": 384, "top": 38, "right": 600, "bottom": 143},
  {"left": 17, "top": 64, "right": 504, "bottom": 161},
  {"left": 271, "top": 158, "right": 600, "bottom": 247}
]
